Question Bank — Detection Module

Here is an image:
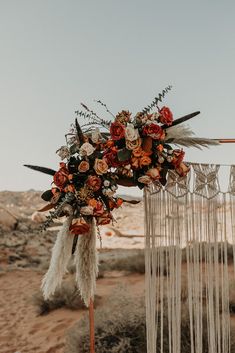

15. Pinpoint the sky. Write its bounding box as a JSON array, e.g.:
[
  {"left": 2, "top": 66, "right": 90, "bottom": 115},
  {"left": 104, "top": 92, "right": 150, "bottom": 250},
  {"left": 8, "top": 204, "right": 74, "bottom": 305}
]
[{"left": 0, "top": 0, "right": 235, "bottom": 196}]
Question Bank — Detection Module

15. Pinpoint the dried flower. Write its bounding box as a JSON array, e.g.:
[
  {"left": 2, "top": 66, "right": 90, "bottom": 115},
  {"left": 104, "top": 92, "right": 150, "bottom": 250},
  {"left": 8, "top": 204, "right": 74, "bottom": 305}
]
[
  {"left": 56, "top": 146, "right": 70, "bottom": 160},
  {"left": 79, "top": 142, "right": 95, "bottom": 156},
  {"left": 91, "top": 128, "right": 102, "bottom": 144},
  {"left": 115, "top": 110, "right": 131, "bottom": 124}
]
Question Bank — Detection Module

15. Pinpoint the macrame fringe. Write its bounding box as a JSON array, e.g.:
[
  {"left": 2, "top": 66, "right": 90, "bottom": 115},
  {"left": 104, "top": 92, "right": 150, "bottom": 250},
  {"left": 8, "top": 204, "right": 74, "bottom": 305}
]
[
  {"left": 144, "top": 164, "right": 234, "bottom": 353},
  {"left": 41, "top": 216, "right": 73, "bottom": 299}
]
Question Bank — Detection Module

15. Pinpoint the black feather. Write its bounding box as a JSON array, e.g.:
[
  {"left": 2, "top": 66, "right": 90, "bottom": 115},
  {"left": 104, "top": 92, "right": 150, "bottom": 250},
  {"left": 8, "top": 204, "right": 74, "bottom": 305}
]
[
  {"left": 164, "top": 111, "right": 200, "bottom": 129},
  {"left": 75, "top": 118, "right": 85, "bottom": 145},
  {"left": 24, "top": 164, "right": 56, "bottom": 176}
]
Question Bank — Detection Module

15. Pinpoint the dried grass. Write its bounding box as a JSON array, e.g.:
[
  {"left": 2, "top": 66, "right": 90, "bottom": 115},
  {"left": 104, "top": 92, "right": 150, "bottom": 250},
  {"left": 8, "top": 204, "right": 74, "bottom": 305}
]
[{"left": 32, "top": 277, "right": 101, "bottom": 315}]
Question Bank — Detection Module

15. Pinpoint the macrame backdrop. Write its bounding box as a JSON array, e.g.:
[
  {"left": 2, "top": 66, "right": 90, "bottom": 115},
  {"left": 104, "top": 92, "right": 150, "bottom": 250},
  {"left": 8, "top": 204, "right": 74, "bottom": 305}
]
[{"left": 144, "top": 163, "right": 235, "bottom": 353}]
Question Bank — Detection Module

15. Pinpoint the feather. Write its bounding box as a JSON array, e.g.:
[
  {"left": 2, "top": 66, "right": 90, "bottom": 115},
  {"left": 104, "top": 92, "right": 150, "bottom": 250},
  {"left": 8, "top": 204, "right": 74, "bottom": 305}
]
[
  {"left": 74, "top": 218, "right": 98, "bottom": 307},
  {"left": 170, "top": 137, "right": 220, "bottom": 149},
  {"left": 24, "top": 164, "right": 56, "bottom": 176},
  {"left": 41, "top": 216, "right": 73, "bottom": 299},
  {"left": 163, "top": 111, "right": 200, "bottom": 129},
  {"left": 75, "top": 118, "right": 85, "bottom": 145},
  {"left": 165, "top": 124, "right": 194, "bottom": 141}
]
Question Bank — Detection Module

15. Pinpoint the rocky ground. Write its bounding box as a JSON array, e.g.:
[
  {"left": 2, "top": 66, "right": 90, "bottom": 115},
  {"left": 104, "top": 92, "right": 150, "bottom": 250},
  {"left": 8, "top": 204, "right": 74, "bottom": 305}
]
[{"left": 0, "top": 190, "right": 145, "bottom": 353}]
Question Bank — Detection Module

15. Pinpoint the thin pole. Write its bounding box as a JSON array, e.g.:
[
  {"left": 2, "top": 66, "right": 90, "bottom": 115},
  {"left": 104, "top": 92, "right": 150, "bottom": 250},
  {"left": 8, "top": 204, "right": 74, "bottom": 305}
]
[
  {"left": 217, "top": 139, "right": 235, "bottom": 143},
  {"left": 89, "top": 298, "right": 95, "bottom": 353}
]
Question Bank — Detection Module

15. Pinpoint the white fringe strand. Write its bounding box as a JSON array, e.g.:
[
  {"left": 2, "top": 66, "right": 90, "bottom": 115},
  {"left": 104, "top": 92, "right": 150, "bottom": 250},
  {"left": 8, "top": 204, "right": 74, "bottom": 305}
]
[{"left": 41, "top": 216, "right": 73, "bottom": 299}]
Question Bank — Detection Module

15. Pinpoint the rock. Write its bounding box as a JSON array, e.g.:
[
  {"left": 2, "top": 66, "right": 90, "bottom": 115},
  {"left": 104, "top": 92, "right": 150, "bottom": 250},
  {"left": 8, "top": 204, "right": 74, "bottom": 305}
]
[{"left": 0, "top": 209, "right": 18, "bottom": 231}]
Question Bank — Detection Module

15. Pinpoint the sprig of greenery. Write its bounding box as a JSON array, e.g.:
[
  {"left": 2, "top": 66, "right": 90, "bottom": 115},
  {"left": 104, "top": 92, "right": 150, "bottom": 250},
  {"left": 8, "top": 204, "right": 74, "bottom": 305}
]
[
  {"left": 75, "top": 103, "right": 111, "bottom": 130},
  {"left": 94, "top": 99, "right": 116, "bottom": 119},
  {"left": 141, "top": 85, "right": 172, "bottom": 114}
]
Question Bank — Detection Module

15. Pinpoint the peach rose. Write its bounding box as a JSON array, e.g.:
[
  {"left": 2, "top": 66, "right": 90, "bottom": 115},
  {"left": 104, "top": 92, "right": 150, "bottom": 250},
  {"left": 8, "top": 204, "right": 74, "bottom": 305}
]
[
  {"left": 79, "top": 142, "right": 95, "bottom": 157},
  {"left": 78, "top": 161, "right": 90, "bottom": 173},
  {"left": 94, "top": 158, "right": 108, "bottom": 175},
  {"left": 146, "top": 168, "right": 161, "bottom": 180},
  {"left": 126, "top": 137, "right": 142, "bottom": 150},
  {"left": 131, "top": 157, "right": 140, "bottom": 169},
  {"left": 139, "top": 155, "right": 152, "bottom": 167}
]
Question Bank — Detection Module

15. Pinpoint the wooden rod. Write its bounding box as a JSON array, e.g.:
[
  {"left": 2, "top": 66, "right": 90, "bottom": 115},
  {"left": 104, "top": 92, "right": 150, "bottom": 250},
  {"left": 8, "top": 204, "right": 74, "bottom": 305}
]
[
  {"left": 89, "top": 298, "right": 95, "bottom": 353},
  {"left": 217, "top": 139, "right": 235, "bottom": 143}
]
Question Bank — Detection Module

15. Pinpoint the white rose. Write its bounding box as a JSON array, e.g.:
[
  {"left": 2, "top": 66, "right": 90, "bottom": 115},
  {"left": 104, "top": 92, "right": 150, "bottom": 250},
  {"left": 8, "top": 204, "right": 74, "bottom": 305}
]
[
  {"left": 125, "top": 124, "right": 139, "bottom": 141},
  {"left": 91, "top": 128, "right": 102, "bottom": 144},
  {"left": 80, "top": 206, "right": 94, "bottom": 216},
  {"left": 56, "top": 146, "right": 70, "bottom": 160},
  {"left": 138, "top": 175, "right": 152, "bottom": 184},
  {"left": 79, "top": 142, "right": 95, "bottom": 156}
]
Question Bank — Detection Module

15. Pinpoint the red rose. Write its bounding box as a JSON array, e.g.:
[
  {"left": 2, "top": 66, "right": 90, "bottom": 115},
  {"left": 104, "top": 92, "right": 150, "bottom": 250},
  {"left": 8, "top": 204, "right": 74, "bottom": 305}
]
[
  {"left": 53, "top": 163, "right": 69, "bottom": 189},
  {"left": 143, "top": 124, "right": 164, "bottom": 140},
  {"left": 110, "top": 122, "right": 125, "bottom": 140},
  {"left": 69, "top": 219, "right": 90, "bottom": 235},
  {"left": 103, "top": 147, "right": 121, "bottom": 168},
  {"left": 86, "top": 175, "right": 102, "bottom": 191},
  {"left": 172, "top": 149, "right": 185, "bottom": 168},
  {"left": 159, "top": 106, "right": 173, "bottom": 126}
]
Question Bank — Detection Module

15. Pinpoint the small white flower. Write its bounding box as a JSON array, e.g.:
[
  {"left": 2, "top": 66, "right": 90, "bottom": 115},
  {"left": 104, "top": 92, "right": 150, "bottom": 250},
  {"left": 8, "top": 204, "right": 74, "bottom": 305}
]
[
  {"left": 56, "top": 146, "right": 70, "bottom": 160},
  {"left": 158, "top": 156, "right": 165, "bottom": 164},
  {"left": 167, "top": 156, "right": 173, "bottom": 162},
  {"left": 125, "top": 123, "right": 139, "bottom": 142},
  {"left": 91, "top": 128, "right": 102, "bottom": 144},
  {"left": 104, "top": 180, "right": 110, "bottom": 187},
  {"left": 111, "top": 185, "right": 117, "bottom": 191},
  {"left": 168, "top": 149, "right": 173, "bottom": 155},
  {"left": 80, "top": 205, "right": 94, "bottom": 216},
  {"left": 79, "top": 142, "right": 95, "bottom": 157}
]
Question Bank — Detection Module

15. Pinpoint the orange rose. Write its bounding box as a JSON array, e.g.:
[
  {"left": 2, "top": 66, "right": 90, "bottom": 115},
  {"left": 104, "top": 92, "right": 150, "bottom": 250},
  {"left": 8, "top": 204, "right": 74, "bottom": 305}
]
[
  {"left": 86, "top": 175, "right": 102, "bottom": 191},
  {"left": 94, "top": 158, "right": 108, "bottom": 175},
  {"left": 131, "top": 157, "right": 140, "bottom": 169},
  {"left": 172, "top": 149, "right": 185, "bottom": 168},
  {"left": 132, "top": 147, "right": 144, "bottom": 158},
  {"left": 139, "top": 155, "right": 152, "bottom": 167},
  {"left": 64, "top": 184, "right": 75, "bottom": 193},
  {"left": 53, "top": 163, "right": 69, "bottom": 189},
  {"left": 88, "top": 199, "right": 104, "bottom": 216},
  {"left": 69, "top": 219, "right": 90, "bottom": 235},
  {"left": 157, "top": 144, "right": 164, "bottom": 152},
  {"left": 78, "top": 161, "right": 90, "bottom": 173}
]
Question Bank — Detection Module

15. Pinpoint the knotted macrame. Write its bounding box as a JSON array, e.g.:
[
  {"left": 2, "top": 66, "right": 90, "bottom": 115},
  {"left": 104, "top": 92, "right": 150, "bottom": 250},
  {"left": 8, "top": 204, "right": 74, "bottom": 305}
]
[{"left": 144, "top": 163, "right": 235, "bottom": 353}]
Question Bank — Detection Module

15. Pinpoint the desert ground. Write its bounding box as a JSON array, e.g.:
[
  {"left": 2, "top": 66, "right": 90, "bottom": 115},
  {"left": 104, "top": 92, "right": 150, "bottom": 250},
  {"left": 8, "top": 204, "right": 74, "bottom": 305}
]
[
  {"left": 0, "top": 191, "right": 145, "bottom": 353},
  {"left": 1, "top": 191, "right": 235, "bottom": 353}
]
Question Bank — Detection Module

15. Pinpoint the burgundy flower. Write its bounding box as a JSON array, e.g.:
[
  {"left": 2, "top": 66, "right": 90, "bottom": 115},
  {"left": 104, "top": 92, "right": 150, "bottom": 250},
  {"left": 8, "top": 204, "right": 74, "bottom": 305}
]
[
  {"left": 159, "top": 106, "right": 173, "bottom": 126},
  {"left": 110, "top": 122, "right": 125, "bottom": 140}
]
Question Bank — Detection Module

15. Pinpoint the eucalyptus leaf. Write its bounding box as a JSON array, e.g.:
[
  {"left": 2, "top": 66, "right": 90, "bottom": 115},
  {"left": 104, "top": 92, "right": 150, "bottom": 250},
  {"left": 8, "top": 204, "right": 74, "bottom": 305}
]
[{"left": 117, "top": 148, "right": 132, "bottom": 162}]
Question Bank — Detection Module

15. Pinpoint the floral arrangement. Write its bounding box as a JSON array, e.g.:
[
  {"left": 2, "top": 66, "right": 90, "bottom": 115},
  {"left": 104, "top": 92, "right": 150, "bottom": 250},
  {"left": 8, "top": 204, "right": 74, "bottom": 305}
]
[{"left": 25, "top": 86, "right": 218, "bottom": 235}]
